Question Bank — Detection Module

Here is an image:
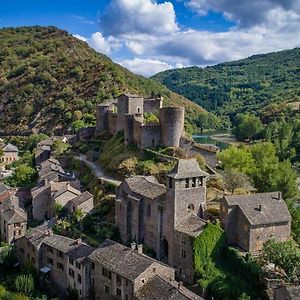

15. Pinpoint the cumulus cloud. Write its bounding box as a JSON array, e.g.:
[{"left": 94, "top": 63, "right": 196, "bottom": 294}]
[
  {"left": 185, "top": 0, "right": 300, "bottom": 27},
  {"left": 99, "top": 0, "right": 178, "bottom": 36},
  {"left": 118, "top": 58, "right": 174, "bottom": 77}
]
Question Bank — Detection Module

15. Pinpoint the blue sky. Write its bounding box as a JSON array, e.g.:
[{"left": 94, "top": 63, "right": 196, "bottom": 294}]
[{"left": 1, "top": 0, "right": 300, "bottom": 76}]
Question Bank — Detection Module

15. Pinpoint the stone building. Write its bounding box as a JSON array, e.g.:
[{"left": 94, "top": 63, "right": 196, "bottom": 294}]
[
  {"left": 0, "top": 143, "right": 19, "bottom": 165},
  {"left": 65, "top": 191, "right": 94, "bottom": 216},
  {"left": 274, "top": 285, "right": 300, "bottom": 300},
  {"left": 88, "top": 239, "right": 203, "bottom": 300},
  {"left": 220, "top": 192, "right": 291, "bottom": 253},
  {"left": 115, "top": 158, "right": 209, "bottom": 284},
  {"left": 96, "top": 94, "right": 185, "bottom": 149},
  {"left": 0, "top": 195, "right": 27, "bottom": 244}
]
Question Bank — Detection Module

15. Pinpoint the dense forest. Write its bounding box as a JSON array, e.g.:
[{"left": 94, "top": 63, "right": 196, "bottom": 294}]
[
  {"left": 0, "top": 26, "right": 205, "bottom": 134},
  {"left": 152, "top": 48, "right": 300, "bottom": 117}
]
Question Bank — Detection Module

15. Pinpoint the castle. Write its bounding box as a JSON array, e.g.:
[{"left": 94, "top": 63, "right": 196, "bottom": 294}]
[
  {"left": 115, "top": 159, "right": 209, "bottom": 284},
  {"left": 96, "top": 94, "right": 185, "bottom": 149}
]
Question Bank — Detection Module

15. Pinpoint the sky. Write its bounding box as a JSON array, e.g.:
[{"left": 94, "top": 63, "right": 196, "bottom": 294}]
[{"left": 1, "top": 0, "right": 300, "bottom": 76}]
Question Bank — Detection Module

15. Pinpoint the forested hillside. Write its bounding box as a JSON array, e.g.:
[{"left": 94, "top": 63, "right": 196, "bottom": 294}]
[
  {"left": 0, "top": 26, "right": 205, "bottom": 134},
  {"left": 152, "top": 48, "right": 300, "bottom": 116}
]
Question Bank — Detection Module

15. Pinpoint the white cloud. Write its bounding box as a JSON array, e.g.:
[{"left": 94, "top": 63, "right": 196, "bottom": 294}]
[
  {"left": 99, "top": 0, "right": 178, "bottom": 36},
  {"left": 73, "top": 34, "right": 87, "bottom": 42},
  {"left": 118, "top": 58, "right": 174, "bottom": 77}
]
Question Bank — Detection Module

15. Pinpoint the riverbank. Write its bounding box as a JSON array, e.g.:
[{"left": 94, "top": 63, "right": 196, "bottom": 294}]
[{"left": 210, "top": 133, "right": 246, "bottom": 146}]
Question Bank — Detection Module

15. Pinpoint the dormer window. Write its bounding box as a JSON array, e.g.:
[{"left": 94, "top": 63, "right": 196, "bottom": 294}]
[{"left": 188, "top": 204, "right": 194, "bottom": 211}]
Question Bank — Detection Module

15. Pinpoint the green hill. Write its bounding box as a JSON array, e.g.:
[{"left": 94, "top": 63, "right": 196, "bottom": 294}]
[
  {"left": 0, "top": 26, "right": 205, "bottom": 134},
  {"left": 152, "top": 48, "right": 300, "bottom": 117}
]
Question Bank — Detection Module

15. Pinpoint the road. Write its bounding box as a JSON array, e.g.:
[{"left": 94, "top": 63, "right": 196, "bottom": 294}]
[{"left": 74, "top": 155, "right": 121, "bottom": 186}]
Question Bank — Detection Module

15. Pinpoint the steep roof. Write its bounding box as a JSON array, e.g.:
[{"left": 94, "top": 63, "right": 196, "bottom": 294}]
[
  {"left": 175, "top": 215, "right": 206, "bottom": 237},
  {"left": 168, "top": 159, "right": 209, "bottom": 179},
  {"left": 2, "top": 143, "right": 18, "bottom": 153},
  {"left": 134, "top": 275, "right": 203, "bottom": 300},
  {"left": 52, "top": 183, "right": 80, "bottom": 200},
  {"left": 70, "top": 191, "right": 93, "bottom": 206},
  {"left": 0, "top": 196, "right": 27, "bottom": 224},
  {"left": 223, "top": 192, "right": 291, "bottom": 226},
  {"left": 124, "top": 176, "right": 166, "bottom": 199},
  {"left": 89, "top": 239, "right": 156, "bottom": 280}
]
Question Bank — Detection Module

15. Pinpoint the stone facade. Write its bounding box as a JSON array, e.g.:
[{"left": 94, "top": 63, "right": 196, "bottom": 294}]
[
  {"left": 0, "top": 195, "right": 27, "bottom": 244},
  {"left": 115, "top": 159, "right": 208, "bottom": 284},
  {"left": 1, "top": 143, "right": 19, "bottom": 165},
  {"left": 220, "top": 192, "right": 291, "bottom": 253},
  {"left": 96, "top": 94, "right": 184, "bottom": 149}
]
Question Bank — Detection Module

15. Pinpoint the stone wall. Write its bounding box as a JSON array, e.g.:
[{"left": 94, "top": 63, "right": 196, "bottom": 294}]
[
  {"left": 107, "top": 112, "right": 118, "bottom": 135},
  {"left": 140, "top": 124, "right": 161, "bottom": 149},
  {"left": 143, "top": 98, "right": 162, "bottom": 113}
]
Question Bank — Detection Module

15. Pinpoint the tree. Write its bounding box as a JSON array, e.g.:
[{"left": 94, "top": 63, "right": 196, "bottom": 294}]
[
  {"left": 4, "top": 164, "right": 37, "bottom": 187},
  {"left": 262, "top": 239, "right": 300, "bottom": 280},
  {"left": 14, "top": 274, "right": 34, "bottom": 296},
  {"left": 234, "top": 113, "right": 263, "bottom": 141},
  {"left": 52, "top": 140, "right": 69, "bottom": 156},
  {"left": 223, "top": 170, "right": 252, "bottom": 193}
]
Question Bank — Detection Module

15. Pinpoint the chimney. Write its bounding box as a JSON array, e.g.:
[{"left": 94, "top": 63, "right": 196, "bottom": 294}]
[
  {"left": 137, "top": 244, "right": 143, "bottom": 254},
  {"left": 75, "top": 238, "right": 81, "bottom": 245},
  {"left": 178, "top": 281, "right": 183, "bottom": 290},
  {"left": 278, "top": 192, "right": 282, "bottom": 200},
  {"left": 259, "top": 204, "right": 263, "bottom": 212},
  {"left": 131, "top": 242, "right": 136, "bottom": 251}
]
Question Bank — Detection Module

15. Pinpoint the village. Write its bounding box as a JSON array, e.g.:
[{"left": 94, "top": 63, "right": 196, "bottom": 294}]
[{"left": 0, "top": 93, "right": 298, "bottom": 300}]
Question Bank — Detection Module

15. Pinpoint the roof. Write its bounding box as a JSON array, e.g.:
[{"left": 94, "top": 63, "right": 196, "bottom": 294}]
[
  {"left": 2, "top": 143, "right": 18, "bottom": 153},
  {"left": 68, "top": 243, "right": 95, "bottom": 263},
  {"left": 134, "top": 276, "right": 203, "bottom": 300},
  {"left": 0, "top": 182, "right": 9, "bottom": 194},
  {"left": 175, "top": 215, "right": 207, "bottom": 237},
  {"left": 52, "top": 183, "right": 80, "bottom": 200},
  {"left": 1, "top": 208, "right": 27, "bottom": 224},
  {"left": 223, "top": 192, "right": 291, "bottom": 226},
  {"left": 88, "top": 239, "right": 156, "bottom": 281},
  {"left": 286, "top": 286, "right": 300, "bottom": 299},
  {"left": 43, "top": 234, "right": 86, "bottom": 253},
  {"left": 70, "top": 191, "right": 93, "bottom": 206},
  {"left": 120, "top": 93, "right": 142, "bottom": 98},
  {"left": 168, "top": 159, "right": 209, "bottom": 179},
  {"left": 124, "top": 176, "right": 166, "bottom": 199}
]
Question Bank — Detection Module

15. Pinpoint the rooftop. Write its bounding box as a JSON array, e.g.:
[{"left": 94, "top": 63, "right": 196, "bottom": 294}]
[
  {"left": 70, "top": 191, "right": 93, "bottom": 206},
  {"left": 223, "top": 192, "right": 291, "bottom": 226},
  {"left": 52, "top": 183, "right": 80, "bottom": 200},
  {"left": 124, "top": 176, "right": 166, "bottom": 199},
  {"left": 2, "top": 143, "right": 18, "bottom": 153},
  {"left": 134, "top": 275, "right": 203, "bottom": 300},
  {"left": 89, "top": 239, "right": 156, "bottom": 281},
  {"left": 175, "top": 215, "right": 206, "bottom": 237},
  {"left": 168, "top": 159, "right": 209, "bottom": 179}
]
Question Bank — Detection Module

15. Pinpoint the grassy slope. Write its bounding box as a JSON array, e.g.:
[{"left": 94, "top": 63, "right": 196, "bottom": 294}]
[
  {"left": 0, "top": 26, "right": 204, "bottom": 134},
  {"left": 152, "top": 48, "right": 300, "bottom": 116}
]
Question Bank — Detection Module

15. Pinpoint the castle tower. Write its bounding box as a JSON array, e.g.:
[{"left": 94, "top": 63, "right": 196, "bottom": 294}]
[
  {"left": 96, "top": 103, "right": 112, "bottom": 132},
  {"left": 159, "top": 107, "right": 184, "bottom": 148}
]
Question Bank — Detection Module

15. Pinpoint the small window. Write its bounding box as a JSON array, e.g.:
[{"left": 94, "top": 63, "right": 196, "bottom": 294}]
[
  {"left": 116, "top": 288, "right": 122, "bottom": 297},
  {"left": 181, "top": 236, "right": 186, "bottom": 245},
  {"left": 76, "top": 261, "right": 81, "bottom": 270},
  {"left": 104, "top": 285, "right": 110, "bottom": 294},
  {"left": 188, "top": 204, "right": 194, "bottom": 211},
  {"left": 92, "top": 262, "right": 95, "bottom": 270},
  {"left": 69, "top": 268, "right": 74, "bottom": 278},
  {"left": 192, "top": 177, "right": 196, "bottom": 187},
  {"left": 57, "top": 250, "right": 63, "bottom": 258},
  {"left": 20, "top": 247, "right": 24, "bottom": 254},
  {"left": 147, "top": 203, "right": 151, "bottom": 218},
  {"left": 69, "top": 257, "right": 74, "bottom": 265},
  {"left": 116, "top": 274, "right": 121, "bottom": 283},
  {"left": 168, "top": 178, "right": 173, "bottom": 189},
  {"left": 185, "top": 178, "right": 189, "bottom": 188},
  {"left": 125, "top": 294, "right": 129, "bottom": 300},
  {"left": 102, "top": 267, "right": 107, "bottom": 277},
  {"left": 57, "top": 262, "right": 64, "bottom": 270},
  {"left": 77, "top": 274, "right": 82, "bottom": 284},
  {"left": 181, "top": 250, "right": 186, "bottom": 259}
]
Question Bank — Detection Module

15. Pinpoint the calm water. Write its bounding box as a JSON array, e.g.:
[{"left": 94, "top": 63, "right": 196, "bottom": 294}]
[{"left": 192, "top": 132, "right": 232, "bottom": 150}]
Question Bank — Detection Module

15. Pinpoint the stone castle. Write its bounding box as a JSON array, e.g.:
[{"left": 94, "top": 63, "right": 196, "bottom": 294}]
[{"left": 96, "top": 94, "right": 185, "bottom": 149}]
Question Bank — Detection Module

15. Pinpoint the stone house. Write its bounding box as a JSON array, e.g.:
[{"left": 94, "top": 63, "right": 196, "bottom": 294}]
[
  {"left": 96, "top": 94, "right": 185, "bottom": 149},
  {"left": 88, "top": 239, "right": 203, "bottom": 300},
  {"left": 40, "top": 234, "right": 94, "bottom": 299},
  {"left": 115, "top": 159, "right": 209, "bottom": 284},
  {"left": 32, "top": 180, "right": 81, "bottom": 221},
  {"left": 0, "top": 143, "right": 19, "bottom": 165},
  {"left": 65, "top": 191, "right": 94, "bottom": 215},
  {"left": 220, "top": 192, "right": 291, "bottom": 253},
  {"left": 0, "top": 195, "right": 27, "bottom": 244},
  {"left": 35, "top": 145, "right": 51, "bottom": 166}
]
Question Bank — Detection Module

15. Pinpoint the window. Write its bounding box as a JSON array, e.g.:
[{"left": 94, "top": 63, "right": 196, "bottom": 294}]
[
  {"left": 102, "top": 267, "right": 107, "bottom": 277},
  {"left": 116, "top": 274, "right": 121, "bottom": 283},
  {"left": 147, "top": 203, "right": 151, "bottom": 218},
  {"left": 185, "top": 178, "right": 189, "bottom": 188},
  {"left": 125, "top": 294, "right": 129, "bottom": 300},
  {"left": 126, "top": 279, "right": 129, "bottom": 286},
  {"left": 77, "top": 274, "right": 82, "bottom": 284},
  {"left": 76, "top": 261, "right": 81, "bottom": 270},
  {"left": 14, "top": 223, "right": 21, "bottom": 228},
  {"left": 57, "top": 250, "right": 63, "bottom": 258},
  {"left": 181, "top": 250, "right": 186, "bottom": 259},
  {"left": 92, "top": 262, "right": 95, "bottom": 270},
  {"left": 47, "top": 246, "right": 53, "bottom": 253},
  {"left": 181, "top": 236, "right": 186, "bottom": 245},
  {"left": 192, "top": 177, "right": 196, "bottom": 187},
  {"left": 116, "top": 288, "right": 122, "bottom": 297},
  {"left": 47, "top": 257, "right": 53, "bottom": 265},
  {"left": 57, "top": 262, "right": 64, "bottom": 270},
  {"left": 92, "top": 278, "right": 95, "bottom": 286},
  {"left": 20, "top": 247, "right": 24, "bottom": 254},
  {"left": 13, "top": 231, "right": 16, "bottom": 236},
  {"left": 152, "top": 267, "right": 156, "bottom": 273},
  {"left": 69, "top": 268, "right": 74, "bottom": 278},
  {"left": 104, "top": 285, "right": 110, "bottom": 294},
  {"left": 188, "top": 204, "right": 194, "bottom": 211},
  {"left": 18, "top": 230, "right": 21, "bottom": 235},
  {"left": 69, "top": 257, "right": 74, "bottom": 265},
  {"left": 168, "top": 178, "right": 173, "bottom": 189}
]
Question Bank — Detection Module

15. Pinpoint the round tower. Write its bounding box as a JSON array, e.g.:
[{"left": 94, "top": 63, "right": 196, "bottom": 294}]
[{"left": 159, "top": 107, "right": 184, "bottom": 148}]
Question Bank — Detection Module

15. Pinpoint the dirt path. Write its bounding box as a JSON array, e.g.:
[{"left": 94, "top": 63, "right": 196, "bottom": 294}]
[{"left": 74, "top": 155, "right": 121, "bottom": 186}]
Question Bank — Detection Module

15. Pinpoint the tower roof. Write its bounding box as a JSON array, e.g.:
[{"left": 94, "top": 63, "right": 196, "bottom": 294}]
[{"left": 168, "top": 159, "right": 209, "bottom": 179}]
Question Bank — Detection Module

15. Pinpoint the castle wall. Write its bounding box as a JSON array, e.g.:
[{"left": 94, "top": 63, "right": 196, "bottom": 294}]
[
  {"left": 107, "top": 112, "right": 118, "bottom": 135},
  {"left": 140, "top": 124, "right": 161, "bottom": 149},
  {"left": 159, "top": 107, "right": 184, "bottom": 148},
  {"left": 143, "top": 98, "right": 162, "bottom": 114},
  {"left": 133, "top": 118, "right": 143, "bottom": 147},
  {"left": 96, "top": 105, "right": 111, "bottom": 132}
]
